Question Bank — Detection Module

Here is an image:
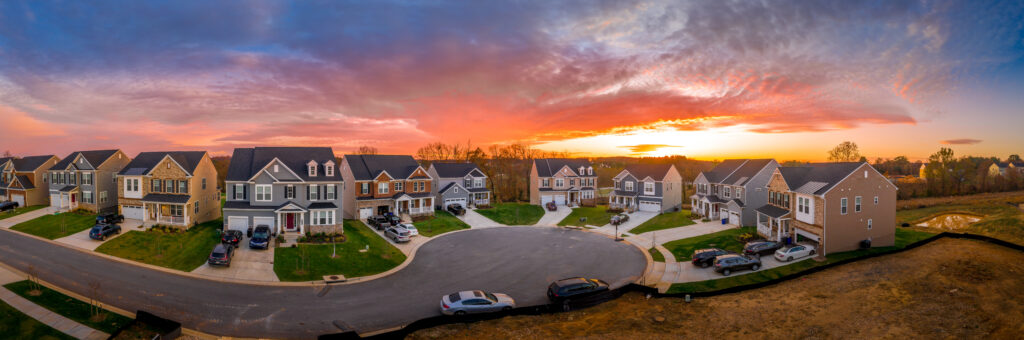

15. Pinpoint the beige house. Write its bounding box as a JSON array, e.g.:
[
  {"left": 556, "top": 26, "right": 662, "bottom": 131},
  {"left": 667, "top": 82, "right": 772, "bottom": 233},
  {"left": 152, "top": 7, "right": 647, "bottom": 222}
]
[
  {"left": 117, "top": 151, "right": 221, "bottom": 229},
  {"left": 988, "top": 162, "right": 1024, "bottom": 177},
  {"left": 1, "top": 155, "right": 60, "bottom": 207},
  {"left": 46, "top": 150, "right": 132, "bottom": 213},
  {"left": 529, "top": 158, "right": 597, "bottom": 207},
  {"left": 755, "top": 162, "right": 897, "bottom": 256},
  {"left": 340, "top": 155, "right": 434, "bottom": 220}
]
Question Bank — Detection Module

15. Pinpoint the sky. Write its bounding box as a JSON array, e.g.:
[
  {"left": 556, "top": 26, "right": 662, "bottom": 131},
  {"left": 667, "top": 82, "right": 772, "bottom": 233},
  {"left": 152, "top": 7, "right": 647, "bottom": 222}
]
[{"left": 1, "top": 0, "right": 1022, "bottom": 162}]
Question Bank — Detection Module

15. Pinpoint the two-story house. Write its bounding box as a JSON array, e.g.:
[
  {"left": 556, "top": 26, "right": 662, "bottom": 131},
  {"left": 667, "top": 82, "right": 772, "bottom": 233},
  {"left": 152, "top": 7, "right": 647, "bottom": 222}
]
[
  {"left": 529, "top": 158, "right": 597, "bottom": 207},
  {"left": 608, "top": 164, "right": 683, "bottom": 213},
  {"left": 691, "top": 159, "right": 778, "bottom": 226},
  {"left": 47, "top": 150, "right": 131, "bottom": 213},
  {"left": 427, "top": 162, "right": 491, "bottom": 209},
  {"left": 1, "top": 155, "right": 60, "bottom": 207},
  {"left": 988, "top": 161, "right": 1024, "bottom": 177},
  {"left": 341, "top": 155, "right": 434, "bottom": 220},
  {"left": 117, "top": 151, "right": 220, "bottom": 229},
  {"left": 0, "top": 157, "right": 11, "bottom": 202},
  {"left": 756, "top": 162, "right": 897, "bottom": 256},
  {"left": 223, "top": 147, "right": 343, "bottom": 235}
]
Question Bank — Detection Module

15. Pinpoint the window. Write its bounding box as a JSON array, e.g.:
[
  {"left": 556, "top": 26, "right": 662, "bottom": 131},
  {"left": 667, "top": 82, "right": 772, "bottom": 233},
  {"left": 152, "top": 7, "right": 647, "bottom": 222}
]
[
  {"left": 69, "top": 173, "right": 76, "bottom": 184},
  {"left": 325, "top": 165, "right": 334, "bottom": 177},
  {"left": 377, "top": 182, "right": 389, "bottom": 194},
  {"left": 474, "top": 178, "right": 483, "bottom": 188},
  {"left": 168, "top": 205, "right": 183, "bottom": 216},
  {"left": 112, "top": 173, "right": 116, "bottom": 184},
  {"left": 153, "top": 179, "right": 162, "bottom": 192},
  {"left": 454, "top": 187, "right": 460, "bottom": 194},
  {"left": 312, "top": 210, "right": 335, "bottom": 225},
  {"left": 308, "top": 163, "right": 317, "bottom": 176},
  {"left": 724, "top": 186, "right": 731, "bottom": 198},
  {"left": 202, "top": 178, "right": 207, "bottom": 189},
  {"left": 282, "top": 185, "right": 294, "bottom": 199},
  {"left": 234, "top": 184, "right": 244, "bottom": 200},
  {"left": 195, "top": 201, "right": 200, "bottom": 214},
  {"left": 165, "top": 179, "right": 175, "bottom": 193},
  {"left": 178, "top": 180, "right": 187, "bottom": 194},
  {"left": 326, "top": 185, "right": 335, "bottom": 200},
  {"left": 644, "top": 182, "right": 655, "bottom": 195},
  {"left": 394, "top": 181, "right": 404, "bottom": 191},
  {"left": 361, "top": 182, "right": 369, "bottom": 195},
  {"left": 274, "top": 164, "right": 279, "bottom": 173},
  {"left": 309, "top": 185, "right": 319, "bottom": 200},
  {"left": 555, "top": 179, "right": 564, "bottom": 187},
  {"left": 867, "top": 219, "right": 873, "bottom": 229},
  {"left": 255, "top": 185, "right": 272, "bottom": 201},
  {"left": 50, "top": 173, "right": 57, "bottom": 184},
  {"left": 783, "top": 194, "right": 790, "bottom": 208},
  {"left": 874, "top": 196, "right": 878, "bottom": 205},
  {"left": 737, "top": 188, "right": 743, "bottom": 199},
  {"left": 166, "top": 162, "right": 171, "bottom": 169},
  {"left": 82, "top": 173, "right": 93, "bottom": 185},
  {"left": 83, "top": 191, "right": 93, "bottom": 204},
  {"left": 542, "top": 178, "right": 550, "bottom": 187},
  {"left": 588, "top": 167, "right": 593, "bottom": 175},
  {"left": 841, "top": 198, "right": 848, "bottom": 215},
  {"left": 99, "top": 191, "right": 108, "bottom": 204},
  {"left": 855, "top": 196, "right": 862, "bottom": 212},
  {"left": 625, "top": 181, "right": 634, "bottom": 191}
]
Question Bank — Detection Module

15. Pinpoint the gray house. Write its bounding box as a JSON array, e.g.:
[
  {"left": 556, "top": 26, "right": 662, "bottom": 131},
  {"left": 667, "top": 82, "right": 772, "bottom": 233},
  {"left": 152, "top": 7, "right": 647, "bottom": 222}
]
[
  {"left": 691, "top": 159, "right": 779, "bottom": 226},
  {"left": 223, "top": 147, "right": 343, "bottom": 235},
  {"left": 608, "top": 164, "right": 683, "bottom": 213},
  {"left": 427, "top": 162, "right": 491, "bottom": 209},
  {"left": 47, "top": 150, "right": 131, "bottom": 213}
]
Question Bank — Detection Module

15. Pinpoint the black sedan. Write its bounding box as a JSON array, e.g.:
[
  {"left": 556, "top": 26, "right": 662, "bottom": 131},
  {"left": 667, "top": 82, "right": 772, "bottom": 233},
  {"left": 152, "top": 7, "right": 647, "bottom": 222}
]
[
  {"left": 691, "top": 248, "right": 733, "bottom": 268},
  {"left": 713, "top": 254, "right": 761, "bottom": 276},
  {"left": 221, "top": 230, "right": 243, "bottom": 247},
  {"left": 208, "top": 244, "right": 234, "bottom": 267},
  {"left": 0, "top": 201, "right": 19, "bottom": 212},
  {"left": 447, "top": 204, "right": 465, "bottom": 216},
  {"left": 743, "top": 241, "right": 784, "bottom": 257},
  {"left": 248, "top": 225, "right": 272, "bottom": 249},
  {"left": 88, "top": 223, "right": 121, "bottom": 241},
  {"left": 95, "top": 212, "right": 124, "bottom": 225},
  {"left": 546, "top": 277, "right": 609, "bottom": 303}
]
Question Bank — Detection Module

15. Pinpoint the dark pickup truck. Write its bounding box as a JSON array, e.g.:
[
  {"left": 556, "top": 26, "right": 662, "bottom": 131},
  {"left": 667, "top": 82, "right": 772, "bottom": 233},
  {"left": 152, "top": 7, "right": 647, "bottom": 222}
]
[
  {"left": 96, "top": 212, "right": 124, "bottom": 225},
  {"left": 367, "top": 215, "right": 392, "bottom": 230}
]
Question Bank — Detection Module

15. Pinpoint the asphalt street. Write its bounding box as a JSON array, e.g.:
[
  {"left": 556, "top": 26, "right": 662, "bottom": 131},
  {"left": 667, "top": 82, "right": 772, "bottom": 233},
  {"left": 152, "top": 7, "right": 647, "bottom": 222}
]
[{"left": 0, "top": 226, "right": 645, "bottom": 338}]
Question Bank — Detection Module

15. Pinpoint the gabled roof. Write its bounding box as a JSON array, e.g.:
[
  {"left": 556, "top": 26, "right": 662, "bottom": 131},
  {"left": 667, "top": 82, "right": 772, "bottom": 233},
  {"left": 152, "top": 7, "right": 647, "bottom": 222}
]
[
  {"left": 0, "top": 157, "right": 12, "bottom": 167},
  {"left": 50, "top": 150, "right": 120, "bottom": 171},
  {"left": 226, "top": 147, "right": 341, "bottom": 182},
  {"left": 438, "top": 182, "right": 467, "bottom": 195},
  {"left": 345, "top": 155, "right": 422, "bottom": 181},
  {"left": 11, "top": 155, "right": 57, "bottom": 172},
  {"left": 994, "top": 161, "right": 1024, "bottom": 168},
  {"left": 777, "top": 162, "right": 866, "bottom": 196},
  {"left": 623, "top": 164, "right": 675, "bottom": 181},
  {"left": 118, "top": 152, "right": 207, "bottom": 176},
  {"left": 700, "top": 159, "right": 749, "bottom": 183},
  {"left": 431, "top": 162, "right": 485, "bottom": 178},
  {"left": 756, "top": 204, "right": 790, "bottom": 218},
  {"left": 8, "top": 175, "right": 35, "bottom": 189},
  {"left": 534, "top": 158, "right": 593, "bottom": 177},
  {"left": 720, "top": 159, "right": 774, "bottom": 186}
]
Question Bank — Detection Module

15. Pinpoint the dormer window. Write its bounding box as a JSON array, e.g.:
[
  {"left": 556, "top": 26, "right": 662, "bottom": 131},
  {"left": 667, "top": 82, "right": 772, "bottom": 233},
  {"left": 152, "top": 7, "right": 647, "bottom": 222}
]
[
  {"left": 588, "top": 167, "right": 593, "bottom": 175},
  {"left": 307, "top": 160, "right": 318, "bottom": 177},
  {"left": 325, "top": 164, "right": 334, "bottom": 177},
  {"left": 578, "top": 166, "right": 584, "bottom": 175}
]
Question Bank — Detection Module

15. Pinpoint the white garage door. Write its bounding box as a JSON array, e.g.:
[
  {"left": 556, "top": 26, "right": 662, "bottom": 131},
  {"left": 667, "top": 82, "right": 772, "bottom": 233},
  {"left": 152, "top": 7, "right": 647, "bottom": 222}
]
[
  {"left": 50, "top": 194, "right": 61, "bottom": 208},
  {"left": 444, "top": 198, "right": 466, "bottom": 208},
  {"left": 11, "top": 194, "right": 25, "bottom": 207},
  {"left": 253, "top": 217, "right": 275, "bottom": 229},
  {"left": 227, "top": 216, "right": 250, "bottom": 232},
  {"left": 729, "top": 212, "right": 740, "bottom": 226},
  {"left": 554, "top": 195, "right": 566, "bottom": 205},
  {"left": 359, "top": 208, "right": 373, "bottom": 220},
  {"left": 123, "top": 205, "right": 144, "bottom": 220},
  {"left": 540, "top": 195, "right": 553, "bottom": 205},
  {"left": 639, "top": 201, "right": 661, "bottom": 212},
  {"left": 796, "top": 228, "right": 820, "bottom": 242}
]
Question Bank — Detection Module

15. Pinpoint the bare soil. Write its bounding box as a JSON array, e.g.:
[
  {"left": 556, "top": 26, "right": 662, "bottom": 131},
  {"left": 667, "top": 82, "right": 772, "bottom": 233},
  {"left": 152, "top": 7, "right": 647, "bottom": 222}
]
[
  {"left": 409, "top": 238, "right": 1024, "bottom": 339},
  {"left": 898, "top": 191, "right": 1024, "bottom": 210}
]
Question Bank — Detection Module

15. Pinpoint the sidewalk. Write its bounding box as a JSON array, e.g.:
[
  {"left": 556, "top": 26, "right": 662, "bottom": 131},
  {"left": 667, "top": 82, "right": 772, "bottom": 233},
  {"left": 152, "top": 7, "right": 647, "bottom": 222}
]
[
  {"left": 535, "top": 206, "right": 572, "bottom": 226},
  {"left": 0, "top": 266, "right": 109, "bottom": 340},
  {"left": 460, "top": 208, "right": 505, "bottom": 228},
  {"left": 0, "top": 207, "right": 56, "bottom": 229}
]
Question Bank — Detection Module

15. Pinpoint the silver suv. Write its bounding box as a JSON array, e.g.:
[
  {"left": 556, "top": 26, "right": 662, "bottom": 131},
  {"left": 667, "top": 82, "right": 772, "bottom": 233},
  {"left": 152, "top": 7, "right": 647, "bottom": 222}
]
[{"left": 385, "top": 226, "right": 411, "bottom": 243}]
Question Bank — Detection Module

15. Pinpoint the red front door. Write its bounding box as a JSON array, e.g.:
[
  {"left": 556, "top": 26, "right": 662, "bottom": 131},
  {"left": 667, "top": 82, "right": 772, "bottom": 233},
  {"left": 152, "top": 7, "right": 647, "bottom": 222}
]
[
  {"left": 71, "top": 194, "right": 76, "bottom": 203},
  {"left": 287, "top": 214, "right": 295, "bottom": 230}
]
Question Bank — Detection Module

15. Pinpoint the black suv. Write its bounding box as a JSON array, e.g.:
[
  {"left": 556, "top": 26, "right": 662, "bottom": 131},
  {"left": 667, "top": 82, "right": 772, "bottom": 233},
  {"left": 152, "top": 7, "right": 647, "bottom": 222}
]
[
  {"left": 546, "top": 277, "right": 609, "bottom": 303},
  {"left": 743, "top": 241, "right": 783, "bottom": 257},
  {"left": 248, "top": 225, "right": 271, "bottom": 249},
  {"left": 367, "top": 215, "right": 391, "bottom": 230},
  {"left": 0, "top": 201, "right": 19, "bottom": 212},
  {"left": 96, "top": 212, "right": 124, "bottom": 225},
  {"left": 713, "top": 254, "right": 761, "bottom": 276},
  {"left": 691, "top": 248, "right": 733, "bottom": 268},
  {"left": 208, "top": 244, "right": 234, "bottom": 267},
  {"left": 545, "top": 201, "right": 557, "bottom": 211},
  {"left": 221, "top": 230, "right": 243, "bottom": 247},
  {"left": 447, "top": 204, "right": 465, "bottom": 216},
  {"left": 89, "top": 223, "right": 121, "bottom": 241}
]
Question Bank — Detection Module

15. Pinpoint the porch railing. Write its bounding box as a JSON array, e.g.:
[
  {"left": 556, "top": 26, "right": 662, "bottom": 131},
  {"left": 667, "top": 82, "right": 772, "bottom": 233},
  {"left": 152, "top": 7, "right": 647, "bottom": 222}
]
[{"left": 157, "top": 216, "right": 186, "bottom": 225}]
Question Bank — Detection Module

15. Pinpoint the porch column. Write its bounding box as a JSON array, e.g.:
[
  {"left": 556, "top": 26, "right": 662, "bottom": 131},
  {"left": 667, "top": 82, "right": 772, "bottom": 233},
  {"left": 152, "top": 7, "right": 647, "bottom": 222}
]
[
  {"left": 300, "top": 214, "right": 305, "bottom": 234},
  {"left": 276, "top": 212, "right": 281, "bottom": 234},
  {"left": 183, "top": 204, "right": 188, "bottom": 226}
]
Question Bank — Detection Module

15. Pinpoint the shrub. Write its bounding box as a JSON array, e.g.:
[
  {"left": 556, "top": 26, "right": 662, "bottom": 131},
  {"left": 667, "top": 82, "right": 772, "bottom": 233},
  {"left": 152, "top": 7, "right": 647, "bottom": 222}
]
[
  {"left": 736, "top": 232, "right": 759, "bottom": 243},
  {"left": 689, "top": 213, "right": 701, "bottom": 220}
]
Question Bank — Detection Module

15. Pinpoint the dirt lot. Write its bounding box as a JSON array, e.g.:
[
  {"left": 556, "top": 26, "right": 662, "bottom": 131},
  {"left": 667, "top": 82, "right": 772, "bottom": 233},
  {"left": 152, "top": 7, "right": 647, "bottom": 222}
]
[
  {"left": 408, "top": 238, "right": 1024, "bottom": 339},
  {"left": 898, "top": 190, "right": 1024, "bottom": 210}
]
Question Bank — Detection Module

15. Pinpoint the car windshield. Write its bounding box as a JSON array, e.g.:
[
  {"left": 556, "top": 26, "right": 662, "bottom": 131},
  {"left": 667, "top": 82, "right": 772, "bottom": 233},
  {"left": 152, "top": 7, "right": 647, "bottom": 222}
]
[
  {"left": 253, "top": 231, "right": 269, "bottom": 238},
  {"left": 211, "top": 252, "right": 224, "bottom": 257},
  {"left": 485, "top": 292, "right": 498, "bottom": 302},
  {"left": 448, "top": 293, "right": 461, "bottom": 303}
]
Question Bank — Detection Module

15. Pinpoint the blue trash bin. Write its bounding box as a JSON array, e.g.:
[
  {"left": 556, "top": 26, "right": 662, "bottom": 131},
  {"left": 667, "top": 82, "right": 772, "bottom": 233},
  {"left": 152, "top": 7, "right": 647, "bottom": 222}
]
[{"left": 721, "top": 218, "right": 728, "bottom": 224}]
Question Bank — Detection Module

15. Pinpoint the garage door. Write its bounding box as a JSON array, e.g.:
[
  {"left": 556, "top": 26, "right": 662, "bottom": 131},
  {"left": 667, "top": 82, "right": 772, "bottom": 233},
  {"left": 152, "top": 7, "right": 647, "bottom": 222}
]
[
  {"left": 50, "top": 194, "right": 60, "bottom": 208},
  {"left": 253, "top": 217, "right": 275, "bottom": 229},
  {"left": 795, "top": 228, "right": 820, "bottom": 242},
  {"left": 123, "top": 205, "right": 144, "bottom": 220},
  {"left": 639, "top": 201, "right": 661, "bottom": 212},
  {"left": 540, "top": 195, "right": 553, "bottom": 205},
  {"left": 554, "top": 195, "right": 566, "bottom": 205},
  {"left": 11, "top": 194, "right": 25, "bottom": 207},
  {"left": 227, "top": 216, "right": 249, "bottom": 232},
  {"left": 729, "top": 212, "right": 740, "bottom": 226},
  {"left": 444, "top": 198, "right": 466, "bottom": 209},
  {"left": 359, "top": 208, "right": 373, "bottom": 220}
]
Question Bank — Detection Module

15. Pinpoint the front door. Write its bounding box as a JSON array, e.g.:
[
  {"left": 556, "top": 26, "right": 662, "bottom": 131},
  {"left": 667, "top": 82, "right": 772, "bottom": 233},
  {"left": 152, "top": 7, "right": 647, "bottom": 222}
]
[
  {"left": 287, "top": 214, "right": 295, "bottom": 231},
  {"left": 71, "top": 193, "right": 76, "bottom": 203}
]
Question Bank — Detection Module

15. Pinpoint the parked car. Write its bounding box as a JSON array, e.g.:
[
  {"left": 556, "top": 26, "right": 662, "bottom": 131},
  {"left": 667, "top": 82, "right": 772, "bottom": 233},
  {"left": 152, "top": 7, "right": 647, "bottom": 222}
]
[
  {"left": 221, "top": 230, "right": 243, "bottom": 247},
  {"left": 545, "top": 201, "right": 557, "bottom": 211},
  {"left": 386, "top": 214, "right": 402, "bottom": 225},
  {"left": 743, "top": 241, "right": 784, "bottom": 257},
  {"left": 367, "top": 215, "right": 391, "bottom": 230},
  {"left": 399, "top": 223, "right": 419, "bottom": 236},
  {"left": 713, "top": 254, "right": 761, "bottom": 276},
  {"left": 385, "top": 226, "right": 411, "bottom": 243},
  {"left": 447, "top": 203, "right": 465, "bottom": 216},
  {"left": 613, "top": 213, "right": 629, "bottom": 225},
  {"left": 248, "top": 225, "right": 271, "bottom": 249},
  {"left": 546, "top": 277, "right": 609, "bottom": 303},
  {"left": 88, "top": 223, "right": 121, "bottom": 241},
  {"left": 775, "top": 244, "right": 817, "bottom": 262},
  {"left": 440, "top": 290, "right": 516, "bottom": 316},
  {"left": 95, "top": 212, "right": 124, "bottom": 225},
  {"left": 0, "top": 201, "right": 19, "bottom": 212},
  {"left": 691, "top": 248, "right": 734, "bottom": 268},
  {"left": 207, "top": 243, "right": 234, "bottom": 267}
]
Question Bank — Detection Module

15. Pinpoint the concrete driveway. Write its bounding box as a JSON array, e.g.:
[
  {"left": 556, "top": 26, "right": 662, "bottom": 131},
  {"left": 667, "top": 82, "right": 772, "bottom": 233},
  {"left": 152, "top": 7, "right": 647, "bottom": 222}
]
[
  {"left": 535, "top": 205, "right": 572, "bottom": 226},
  {"left": 0, "top": 206, "right": 56, "bottom": 229},
  {"left": 362, "top": 219, "right": 430, "bottom": 255},
  {"left": 630, "top": 220, "right": 739, "bottom": 246},
  {"left": 55, "top": 220, "right": 141, "bottom": 251},
  {"left": 459, "top": 208, "right": 505, "bottom": 228},
  {"left": 592, "top": 211, "right": 658, "bottom": 236},
  {"left": 667, "top": 253, "right": 813, "bottom": 283},
  {"left": 192, "top": 241, "right": 279, "bottom": 282}
]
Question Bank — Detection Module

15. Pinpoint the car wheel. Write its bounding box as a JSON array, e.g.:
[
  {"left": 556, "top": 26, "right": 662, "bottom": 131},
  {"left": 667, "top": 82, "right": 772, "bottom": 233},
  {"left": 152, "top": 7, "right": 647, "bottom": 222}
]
[
  {"left": 101, "top": 235, "right": 106, "bottom": 241},
  {"left": 502, "top": 306, "right": 512, "bottom": 311},
  {"left": 809, "top": 250, "right": 816, "bottom": 255},
  {"left": 787, "top": 256, "right": 793, "bottom": 262},
  {"left": 723, "top": 269, "right": 731, "bottom": 276},
  {"left": 752, "top": 264, "right": 760, "bottom": 271},
  {"left": 454, "top": 311, "right": 466, "bottom": 316},
  {"left": 701, "top": 262, "right": 709, "bottom": 268}
]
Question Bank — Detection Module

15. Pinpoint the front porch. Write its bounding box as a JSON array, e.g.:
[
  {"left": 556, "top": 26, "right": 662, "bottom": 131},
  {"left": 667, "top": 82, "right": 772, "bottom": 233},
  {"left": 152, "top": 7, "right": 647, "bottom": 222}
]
[
  {"left": 609, "top": 194, "right": 637, "bottom": 211},
  {"left": 54, "top": 186, "right": 79, "bottom": 212},
  {"left": 396, "top": 195, "right": 433, "bottom": 216},
  {"left": 471, "top": 191, "right": 490, "bottom": 207},
  {"left": 144, "top": 203, "right": 189, "bottom": 227},
  {"left": 275, "top": 203, "right": 307, "bottom": 234},
  {"left": 755, "top": 204, "right": 792, "bottom": 242}
]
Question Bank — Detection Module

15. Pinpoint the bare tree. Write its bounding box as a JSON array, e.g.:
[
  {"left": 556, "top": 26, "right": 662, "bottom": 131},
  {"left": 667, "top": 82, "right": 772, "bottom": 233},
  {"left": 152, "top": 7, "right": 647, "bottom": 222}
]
[
  {"left": 355, "top": 146, "right": 378, "bottom": 155},
  {"left": 88, "top": 281, "right": 103, "bottom": 320},
  {"left": 1, "top": 150, "right": 12, "bottom": 157},
  {"left": 827, "top": 141, "right": 862, "bottom": 162}
]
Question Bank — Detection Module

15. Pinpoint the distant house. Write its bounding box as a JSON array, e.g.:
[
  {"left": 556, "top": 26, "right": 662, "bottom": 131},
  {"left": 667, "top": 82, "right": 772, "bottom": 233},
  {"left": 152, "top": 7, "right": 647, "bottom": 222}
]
[
  {"left": 427, "top": 162, "right": 491, "bottom": 209},
  {"left": 529, "top": 158, "right": 597, "bottom": 207},
  {"left": 1, "top": 155, "right": 60, "bottom": 207},
  {"left": 608, "top": 164, "right": 683, "bottom": 213},
  {"left": 988, "top": 162, "right": 1024, "bottom": 177},
  {"left": 918, "top": 163, "right": 928, "bottom": 179},
  {"left": 757, "top": 162, "right": 897, "bottom": 256},
  {"left": 223, "top": 147, "right": 343, "bottom": 235},
  {"left": 340, "top": 155, "right": 434, "bottom": 220},
  {"left": 47, "top": 150, "right": 132, "bottom": 213},
  {"left": 691, "top": 159, "right": 779, "bottom": 226},
  {"left": 116, "top": 151, "right": 221, "bottom": 229}
]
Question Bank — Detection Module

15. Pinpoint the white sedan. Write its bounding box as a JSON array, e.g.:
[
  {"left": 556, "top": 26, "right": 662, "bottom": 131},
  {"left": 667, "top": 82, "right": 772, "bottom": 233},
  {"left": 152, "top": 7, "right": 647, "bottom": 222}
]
[
  {"left": 399, "top": 223, "right": 419, "bottom": 236},
  {"left": 440, "top": 290, "right": 515, "bottom": 315},
  {"left": 774, "top": 244, "right": 816, "bottom": 262}
]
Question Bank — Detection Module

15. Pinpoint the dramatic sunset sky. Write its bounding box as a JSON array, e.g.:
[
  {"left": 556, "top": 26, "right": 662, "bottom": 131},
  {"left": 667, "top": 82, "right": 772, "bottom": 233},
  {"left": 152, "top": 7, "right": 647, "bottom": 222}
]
[{"left": 1, "top": 1, "right": 1022, "bottom": 161}]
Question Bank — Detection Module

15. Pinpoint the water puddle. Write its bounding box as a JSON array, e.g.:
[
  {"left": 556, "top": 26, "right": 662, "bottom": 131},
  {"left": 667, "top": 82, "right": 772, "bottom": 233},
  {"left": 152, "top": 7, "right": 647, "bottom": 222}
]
[{"left": 916, "top": 214, "right": 981, "bottom": 230}]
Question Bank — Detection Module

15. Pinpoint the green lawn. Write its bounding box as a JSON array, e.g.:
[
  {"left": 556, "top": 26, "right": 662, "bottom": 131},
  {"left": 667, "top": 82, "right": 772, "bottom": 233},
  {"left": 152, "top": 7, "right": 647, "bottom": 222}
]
[
  {"left": 0, "top": 299, "right": 73, "bottom": 340},
  {"left": 896, "top": 202, "right": 1024, "bottom": 245},
  {"left": 10, "top": 210, "right": 94, "bottom": 240},
  {"left": 274, "top": 220, "right": 407, "bottom": 281},
  {"left": 666, "top": 228, "right": 938, "bottom": 294},
  {"left": 558, "top": 206, "right": 616, "bottom": 227},
  {"left": 4, "top": 281, "right": 132, "bottom": 334},
  {"left": 648, "top": 248, "right": 665, "bottom": 262},
  {"left": 95, "top": 219, "right": 222, "bottom": 272},
  {"left": 0, "top": 205, "right": 47, "bottom": 221},
  {"left": 628, "top": 210, "right": 697, "bottom": 234},
  {"left": 414, "top": 210, "right": 470, "bottom": 237},
  {"left": 475, "top": 203, "right": 545, "bottom": 225},
  {"left": 663, "top": 227, "right": 756, "bottom": 261}
]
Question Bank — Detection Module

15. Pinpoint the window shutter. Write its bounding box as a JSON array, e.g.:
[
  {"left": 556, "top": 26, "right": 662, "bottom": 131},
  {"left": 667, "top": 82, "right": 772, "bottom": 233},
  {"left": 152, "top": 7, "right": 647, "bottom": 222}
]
[
  {"left": 243, "top": 185, "right": 247, "bottom": 200},
  {"left": 333, "top": 184, "right": 338, "bottom": 200},
  {"left": 321, "top": 185, "right": 326, "bottom": 200},
  {"left": 306, "top": 185, "right": 311, "bottom": 200}
]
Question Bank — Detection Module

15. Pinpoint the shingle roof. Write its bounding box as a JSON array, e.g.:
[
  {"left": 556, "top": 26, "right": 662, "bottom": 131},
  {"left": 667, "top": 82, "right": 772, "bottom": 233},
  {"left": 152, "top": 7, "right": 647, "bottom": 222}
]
[
  {"left": 11, "top": 155, "right": 56, "bottom": 172},
  {"left": 13, "top": 175, "right": 35, "bottom": 189},
  {"left": 701, "top": 159, "right": 748, "bottom": 183},
  {"left": 623, "top": 164, "right": 675, "bottom": 181},
  {"left": 307, "top": 202, "right": 338, "bottom": 210},
  {"left": 0, "top": 157, "right": 12, "bottom": 167},
  {"left": 58, "top": 186, "right": 78, "bottom": 192},
  {"left": 438, "top": 182, "right": 464, "bottom": 194},
  {"left": 223, "top": 201, "right": 274, "bottom": 210},
  {"left": 995, "top": 161, "right": 1024, "bottom": 168},
  {"left": 431, "top": 162, "right": 484, "bottom": 178},
  {"left": 141, "top": 194, "right": 191, "bottom": 204},
  {"left": 344, "top": 155, "right": 422, "bottom": 181},
  {"left": 118, "top": 152, "right": 207, "bottom": 175},
  {"left": 756, "top": 204, "right": 790, "bottom": 218},
  {"left": 720, "top": 159, "right": 774, "bottom": 186},
  {"left": 50, "top": 150, "right": 120, "bottom": 171},
  {"left": 534, "top": 158, "right": 593, "bottom": 177},
  {"left": 777, "top": 162, "right": 865, "bottom": 195},
  {"left": 226, "top": 147, "right": 341, "bottom": 182}
]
